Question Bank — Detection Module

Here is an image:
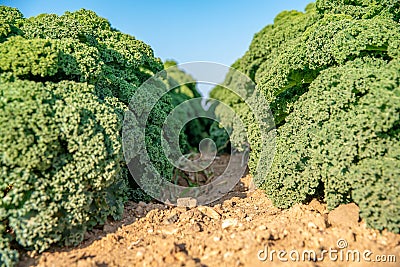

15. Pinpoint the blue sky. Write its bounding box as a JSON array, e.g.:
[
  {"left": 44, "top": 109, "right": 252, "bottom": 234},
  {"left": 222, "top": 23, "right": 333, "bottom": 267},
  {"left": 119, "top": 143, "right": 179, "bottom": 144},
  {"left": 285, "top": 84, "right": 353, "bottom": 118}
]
[{"left": 2, "top": 0, "right": 313, "bottom": 95}]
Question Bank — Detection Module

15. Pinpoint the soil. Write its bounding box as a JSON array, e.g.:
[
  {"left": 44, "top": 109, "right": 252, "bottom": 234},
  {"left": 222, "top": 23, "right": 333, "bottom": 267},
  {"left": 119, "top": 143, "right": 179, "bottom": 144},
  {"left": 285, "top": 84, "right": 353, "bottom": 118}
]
[{"left": 17, "top": 156, "right": 400, "bottom": 267}]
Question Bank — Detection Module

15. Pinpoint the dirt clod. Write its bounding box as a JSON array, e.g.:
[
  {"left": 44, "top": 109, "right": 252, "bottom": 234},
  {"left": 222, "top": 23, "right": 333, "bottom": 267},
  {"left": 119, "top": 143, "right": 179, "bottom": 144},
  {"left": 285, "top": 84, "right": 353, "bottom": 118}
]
[
  {"left": 197, "top": 206, "right": 221, "bottom": 220},
  {"left": 328, "top": 203, "right": 360, "bottom": 227}
]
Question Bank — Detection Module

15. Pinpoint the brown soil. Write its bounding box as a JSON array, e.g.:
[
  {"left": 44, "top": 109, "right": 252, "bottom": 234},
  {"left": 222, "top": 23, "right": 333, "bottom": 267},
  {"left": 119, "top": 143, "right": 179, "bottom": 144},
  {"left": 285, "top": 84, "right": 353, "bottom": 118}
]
[{"left": 18, "top": 156, "right": 400, "bottom": 267}]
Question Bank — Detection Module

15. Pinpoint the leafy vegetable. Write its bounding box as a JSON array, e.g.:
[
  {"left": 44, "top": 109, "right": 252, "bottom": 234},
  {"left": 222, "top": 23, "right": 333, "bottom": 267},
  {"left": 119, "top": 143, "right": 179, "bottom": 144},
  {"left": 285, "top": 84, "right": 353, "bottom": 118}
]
[{"left": 211, "top": 0, "right": 400, "bottom": 233}]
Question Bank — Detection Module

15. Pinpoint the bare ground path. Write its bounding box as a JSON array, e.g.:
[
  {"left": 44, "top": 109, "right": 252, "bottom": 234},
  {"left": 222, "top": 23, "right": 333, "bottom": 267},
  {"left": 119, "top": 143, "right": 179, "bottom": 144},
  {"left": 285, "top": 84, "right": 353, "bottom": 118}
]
[{"left": 18, "top": 166, "right": 400, "bottom": 267}]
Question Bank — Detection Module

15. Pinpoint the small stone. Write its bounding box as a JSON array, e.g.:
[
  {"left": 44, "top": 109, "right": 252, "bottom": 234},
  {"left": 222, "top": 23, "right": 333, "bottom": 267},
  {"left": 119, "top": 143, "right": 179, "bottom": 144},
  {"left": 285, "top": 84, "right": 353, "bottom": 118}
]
[
  {"left": 136, "top": 248, "right": 145, "bottom": 258},
  {"left": 174, "top": 251, "right": 188, "bottom": 262},
  {"left": 197, "top": 206, "right": 221, "bottom": 220},
  {"left": 161, "top": 225, "right": 179, "bottom": 235},
  {"left": 258, "top": 225, "right": 267, "bottom": 231},
  {"left": 177, "top": 197, "right": 197, "bottom": 208},
  {"left": 283, "top": 229, "right": 288, "bottom": 237},
  {"left": 328, "top": 203, "right": 359, "bottom": 227},
  {"left": 308, "top": 222, "right": 318, "bottom": 229},
  {"left": 213, "top": 236, "right": 221, "bottom": 241},
  {"left": 222, "top": 218, "right": 238, "bottom": 229},
  {"left": 224, "top": 251, "right": 233, "bottom": 258}
]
